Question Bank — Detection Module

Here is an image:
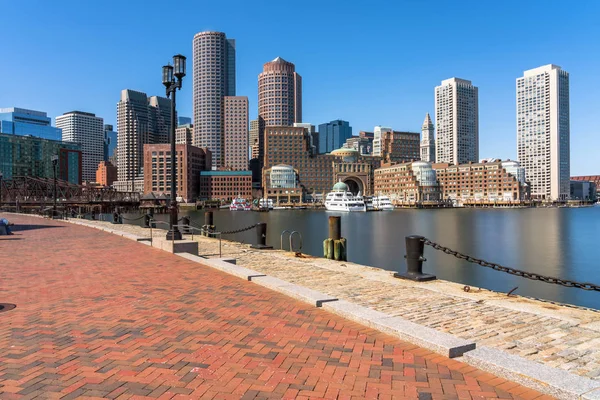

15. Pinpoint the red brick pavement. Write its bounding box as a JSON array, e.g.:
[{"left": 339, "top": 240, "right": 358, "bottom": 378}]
[{"left": 0, "top": 214, "right": 549, "bottom": 399}]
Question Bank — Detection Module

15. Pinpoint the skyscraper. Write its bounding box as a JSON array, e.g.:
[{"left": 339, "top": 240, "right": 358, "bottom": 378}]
[
  {"left": 317, "top": 120, "right": 352, "bottom": 154},
  {"left": 258, "top": 57, "right": 302, "bottom": 126},
  {"left": 517, "top": 64, "right": 570, "bottom": 200},
  {"left": 373, "top": 126, "right": 392, "bottom": 157},
  {"left": 420, "top": 113, "right": 435, "bottom": 162},
  {"left": 0, "top": 107, "right": 62, "bottom": 141},
  {"left": 192, "top": 31, "right": 236, "bottom": 168},
  {"left": 249, "top": 119, "right": 259, "bottom": 159},
  {"left": 56, "top": 111, "right": 104, "bottom": 182},
  {"left": 104, "top": 124, "right": 117, "bottom": 163},
  {"left": 435, "top": 78, "right": 479, "bottom": 165},
  {"left": 223, "top": 96, "right": 248, "bottom": 170},
  {"left": 115, "top": 89, "right": 171, "bottom": 191}
]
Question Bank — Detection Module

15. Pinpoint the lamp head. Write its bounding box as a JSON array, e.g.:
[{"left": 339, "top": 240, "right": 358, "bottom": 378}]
[
  {"left": 173, "top": 54, "right": 186, "bottom": 79},
  {"left": 162, "top": 64, "right": 174, "bottom": 87}
]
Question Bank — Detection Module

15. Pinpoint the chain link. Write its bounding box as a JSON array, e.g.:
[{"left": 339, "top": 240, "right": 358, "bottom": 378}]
[
  {"left": 423, "top": 238, "right": 600, "bottom": 292},
  {"left": 120, "top": 215, "right": 146, "bottom": 221},
  {"left": 220, "top": 223, "right": 260, "bottom": 235}
]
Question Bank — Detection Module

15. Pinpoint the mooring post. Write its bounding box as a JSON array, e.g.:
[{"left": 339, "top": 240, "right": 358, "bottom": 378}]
[
  {"left": 324, "top": 216, "right": 347, "bottom": 261},
  {"left": 204, "top": 211, "right": 213, "bottom": 236},
  {"left": 181, "top": 216, "right": 190, "bottom": 234},
  {"left": 251, "top": 222, "right": 273, "bottom": 249},
  {"left": 394, "top": 235, "right": 436, "bottom": 281}
]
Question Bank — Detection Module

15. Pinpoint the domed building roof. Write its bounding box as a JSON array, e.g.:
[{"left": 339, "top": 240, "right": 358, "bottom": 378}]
[
  {"left": 411, "top": 160, "right": 431, "bottom": 168},
  {"left": 330, "top": 147, "right": 358, "bottom": 155},
  {"left": 332, "top": 181, "right": 349, "bottom": 192},
  {"left": 272, "top": 164, "right": 294, "bottom": 170}
]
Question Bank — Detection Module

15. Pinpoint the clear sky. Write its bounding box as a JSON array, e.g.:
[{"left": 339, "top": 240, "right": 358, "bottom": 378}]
[{"left": 1, "top": 0, "right": 599, "bottom": 175}]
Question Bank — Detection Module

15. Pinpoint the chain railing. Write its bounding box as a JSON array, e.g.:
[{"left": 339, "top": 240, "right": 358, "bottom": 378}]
[{"left": 396, "top": 235, "right": 600, "bottom": 292}]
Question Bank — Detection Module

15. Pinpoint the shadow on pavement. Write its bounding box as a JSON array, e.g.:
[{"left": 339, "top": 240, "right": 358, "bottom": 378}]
[{"left": 11, "top": 225, "right": 64, "bottom": 232}]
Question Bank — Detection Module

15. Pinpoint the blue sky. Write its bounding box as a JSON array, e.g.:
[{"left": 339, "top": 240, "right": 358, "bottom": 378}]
[{"left": 1, "top": 0, "right": 599, "bottom": 175}]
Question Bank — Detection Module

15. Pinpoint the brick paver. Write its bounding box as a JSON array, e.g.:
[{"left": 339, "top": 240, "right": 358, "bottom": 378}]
[{"left": 0, "top": 214, "right": 546, "bottom": 399}]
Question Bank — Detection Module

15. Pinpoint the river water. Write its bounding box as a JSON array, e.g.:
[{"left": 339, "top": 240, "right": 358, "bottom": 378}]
[{"left": 126, "top": 207, "right": 600, "bottom": 310}]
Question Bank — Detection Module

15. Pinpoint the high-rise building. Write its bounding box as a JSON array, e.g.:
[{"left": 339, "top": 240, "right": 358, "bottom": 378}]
[
  {"left": 380, "top": 131, "right": 421, "bottom": 164},
  {"left": 435, "top": 78, "right": 479, "bottom": 165},
  {"left": 56, "top": 111, "right": 104, "bottom": 182},
  {"left": 0, "top": 132, "right": 82, "bottom": 184},
  {"left": 373, "top": 126, "right": 392, "bottom": 157},
  {"left": 258, "top": 57, "right": 302, "bottom": 127},
  {"left": 177, "top": 116, "right": 192, "bottom": 126},
  {"left": 175, "top": 124, "right": 193, "bottom": 145},
  {"left": 223, "top": 96, "right": 248, "bottom": 170},
  {"left": 115, "top": 89, "right": 171, "bottom": 191},
  {"left": 104, "top": 124, "right": 117, "bottom": 163},
  {"left": 0, "top": 107, "right": 62, "bottom": 140},
  {"left": 317, "top": 120, "right": 352, "bottom": 154},
  {"left": 96, "top": 160, "right": 117, "bottom": 187},
  {"left": 192, "top": 31, "right": 236, "bottom": 168},
  {"left": 420, "top": 113, "right": 435, "bottom": 162},
  {"left": 517, "top": 64, "right": 570, "bottom": 200},
  {"left": 293, "top": 123, "right": 317, "bottom": 154},
  {"left": 343, "top": 136, "right": 372, "bottom": 155},
  {"left": 249, "top": 119, "right": 260, "bottom": 159}
]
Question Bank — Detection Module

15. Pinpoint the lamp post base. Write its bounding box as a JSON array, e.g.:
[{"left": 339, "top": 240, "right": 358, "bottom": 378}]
[
  {"left": 393, "top": 272, "right": 437, "bottom": 282},
  {"left": 166, "top": 229, "right": 182, "bottom": 241}
]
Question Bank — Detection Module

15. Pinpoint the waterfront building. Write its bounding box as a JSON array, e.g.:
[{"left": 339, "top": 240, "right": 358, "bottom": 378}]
[
  {"left": 435, "top": 78, "right": 479, "bottom": 164},
  {"left": 263, "top": 126, "right": 381, "bottom": 201},
  {"left": 258, "top": 57, "right": 302, "bottom": 127},
  {"left": 249, "top": 119, "right": 260, "bottom": 159},
  {"left": 192, "top": 31, "right": 236, "bottom": 168},
  {"left": 571, "top": 175, "right": 600, "bottom": 189},
  {"left": 199, "top": 170, "right": 252, "bottom": 202},
  {"left": 177, "top": 116, "right": 191, "bottom": 126},
  {"left": 517, "top": 64, "right": 570, "bottom": 201},
  {"left": 104, "top": 124, "right": 117, "bottom": 163},
  {"left": 175, "top": 124, "right": 193, "bottom": 145},
  {"left": 143, "top": 144, "right": 211, "bottom": 203},
  {"left": 261, "top": 164, "right": 302, "bottom": 203},
  {"left": 96, "top": 160, "right": 117, "bottom": 187},
  {"left": 343, "top": 136, "right": 372, "bottom": 155},
  {"left": 379, "top": 130, "right": 420, "bottom": 164},
  {"left": 0, "top": 132, "right": 82, "bottom": 184},
  {"left": 317, "top": 120, "right": 352, "bottom": 154},
  {"left": 224, "top": 96, "right": 248, "bottom": 170},
  {"left": 420, "top": 113, "right": 435, "bottom": 162},
  {"left": 359, "top": 131, "right": 374, "bottom": 139},
  {"left": 56, "top": 111, "right": 104, "bottom": 183},
  {"left": 432, "top": 159, "right": 525, "bottom": 204},
  {"left": 0, "top": 107, "right": 62, "bottom": 141},
  {"left": 374, "top": 161, "right": 441, "bottom": 203},
  {"left": 372, "top": 126, "right": 392, "bottom": 157},
  {"left": 114, "top": 89, "right": 171, "bottom": 192},
  {"left": 570, "top": 180, "right": 597, "bottom": 201}
]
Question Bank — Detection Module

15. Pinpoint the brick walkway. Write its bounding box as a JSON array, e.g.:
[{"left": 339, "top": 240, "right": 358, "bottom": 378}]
[{"left": 0, "top": 215, "right": 548, "bottom": 399}]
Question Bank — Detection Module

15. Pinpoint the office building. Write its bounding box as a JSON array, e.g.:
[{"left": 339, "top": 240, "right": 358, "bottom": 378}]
[
  {"left": 379, "top": 130, "right": 420, "bottom": 164},
  {"left": 176, "top": 124, "right": 193, "bottom": 145},
  {"left": 223, "top": 96, "right": 248, "bottom": 170},
  {"left": 317, "top": 120, "right": 352, "bottom": 154},
  {"left": 96, "top": 161, "right": 117, "bottom": 187},
  {"left": 420, "top": 113, "right": 435, "bottom": 162},
  {"left": 115, "top": 89, "right": 171, "bottom": 192},
  {"left": 143, "top": 144, "right": 211, "bottom": 203},
  {"left": 0, "top": 133, "right": 81, "bottom": 184},
  {"left": 372, "top": 126, "right": 392, "bottom": 157},
  {"left": 571, "top": 175, "right": 600, "bottom": 188},
  {"left": 56, "top": 111, "right": 104, "bottom": 182},
  {"left": 343, "top": 136, "right": 372, "bottom": 155},
  {"left": 293, "top": 123, "right": 317, "bottom": 154},
  {"left": 0, "top": 107, "right": 62, "bottom": 141},
  {"left": 199, "top": 170, "right": 252, "bottom": 201},
  {"left": 570, "top": 180, "right": 596, "bottom": 201},
  {"left": 258, "top": 57, "right": 302, "bottom": 127},
  {"left": 178, "top": 116, "right": 192, "bottom": 126},
  {"left": 192, "top": 31, "right": 236, "bottom": 168},
  {"left": 435, "top": 78, "right": 479, "bottom": 164},
  {"left": 374, "top": 161, "right": 441, "bottom": 203},
  {"left": 104, "top": 124, "right": 117, "bottom": 163},
  {"left": 517, "top": 64, "right": 570, "bottom": 200}
]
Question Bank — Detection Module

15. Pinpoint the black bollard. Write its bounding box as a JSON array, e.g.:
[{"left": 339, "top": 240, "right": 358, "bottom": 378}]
[
  {"left": 394, "top": 235, "right": 436, "bottom": 281},
  {"left": 112, "top": 211, "right": 120, "bottom": 224},
  {"left": 181, "top": 216, "right": 190, "bottom": 234},
  {"left": 204, "top": 211, "right": 214, "bottom": 236},
  {"left": 250, "top": 222, "right": 273, "bottom": 249},
  {"left": 91, "top": 210, "right": 96, "bottom": 220},
  {"left": 144, "top": 214, "right": 151, "bottom": 228}
]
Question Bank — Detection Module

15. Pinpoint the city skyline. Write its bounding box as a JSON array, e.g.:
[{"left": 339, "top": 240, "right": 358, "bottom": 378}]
[{"left": 1, "top": 1, "right": 599, "bottom": 174}]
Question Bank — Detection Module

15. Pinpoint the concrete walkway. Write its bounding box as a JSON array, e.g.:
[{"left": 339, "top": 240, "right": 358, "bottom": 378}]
[{"left": 0, "top": 214, "right": 546, "bottom": 399}]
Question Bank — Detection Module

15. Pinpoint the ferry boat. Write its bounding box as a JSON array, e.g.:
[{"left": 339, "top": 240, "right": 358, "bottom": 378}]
[
  {"left": 229, "top": 197, "right": 251, "bottom": 211},
  {"left": 258, "top": 198, "right": 274, "bottom": 210},
  {"left": 372, "top": 195, "right": 394, "bottom": 210},
  {"left": 356, "top": 193, "right": 375, "bottom": 211},
  {"left": 324, "top": 182, "right": 366, "bottom": 212}
]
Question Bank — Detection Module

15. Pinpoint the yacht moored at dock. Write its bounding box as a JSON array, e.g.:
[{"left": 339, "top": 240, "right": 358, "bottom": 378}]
[{"left": 325, "top": 182, "right": 366, "bottom": 212}]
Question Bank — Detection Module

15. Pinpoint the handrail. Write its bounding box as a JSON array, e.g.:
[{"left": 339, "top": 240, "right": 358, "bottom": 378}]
[{"left": 280, "top": 230, "right": 303, "bottom": 252}]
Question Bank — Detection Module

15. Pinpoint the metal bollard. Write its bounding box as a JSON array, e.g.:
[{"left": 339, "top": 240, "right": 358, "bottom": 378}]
[
  {"left": 144, "top": 214, "right": 151, "bottom": 228},
  {"left": 112, "top": 211, "right": 121, "bottom": 224},
  {"left": 324, "top": 216, "right": 346, "bottom": 261},
  {"left": 181, "top": 216, "right": 190, "bottom": 234},
  {"left": 394, "top": 235, "right": 436, "bottom": 281},
  {"left": 250, "top": 222, "right": 273, "bottom": 249},
  {"left": 204, "top": 211, "right": 214, "bottom": 236},
  {"left": 91, "top": 210, "right": 96, "bottom": 220},
  {"left": 329, "top": 216, "right": 341, "bottom": 240}
]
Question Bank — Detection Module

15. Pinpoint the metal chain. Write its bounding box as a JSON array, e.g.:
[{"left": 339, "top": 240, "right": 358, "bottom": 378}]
[
  {"left": 423, "top": 238, "right": 600, "bottom": 292},
  {"left": 220, "top": 223, "right": 260, "bottom": 235},
  {"left": 120, "top": 215, "right": 146, "bottom": 221}
]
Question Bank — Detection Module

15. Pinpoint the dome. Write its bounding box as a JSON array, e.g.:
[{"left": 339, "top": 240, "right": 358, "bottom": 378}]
[
  {"left": 332, "top": 181, "right": 349, "bottom": 192},
  {"left": 272, "top": 164, "right": 294, "bottom": 171},
  {"left": 330, "top": 147, "right": 358, "bottom": 156},
  {"left": 411, "top": 160, "right": 431, "bottom": 168}
]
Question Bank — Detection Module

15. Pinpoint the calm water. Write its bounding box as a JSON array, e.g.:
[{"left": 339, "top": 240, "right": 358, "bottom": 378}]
[{"left": 125, "top": 207, "right": 600, "bottom": 310}]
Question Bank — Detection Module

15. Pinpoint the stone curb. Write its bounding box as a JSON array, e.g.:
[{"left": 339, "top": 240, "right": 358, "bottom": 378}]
[
  {"left": 176, "top": 253, "right": 266, "bottom": 281},
  {"left": 462, "top": 346, "right": 600, "bottom": 399},
  {"left": 250, "top": 276, "right": 338, "bottom": 307},
  {"left": 322, "top": 300, "right": 475, "bottom": 358}
]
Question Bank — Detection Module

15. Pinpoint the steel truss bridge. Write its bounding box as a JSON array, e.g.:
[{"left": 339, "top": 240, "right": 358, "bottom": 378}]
[{"left": 0, "top": 176, "right": 139, "bottom": 211}]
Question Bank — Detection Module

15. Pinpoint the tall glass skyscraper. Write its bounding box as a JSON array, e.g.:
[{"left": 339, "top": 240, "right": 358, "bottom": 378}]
[
  {"left": 192, "top": 31, "right": 236, "bottom": 168},
  {"left": 0, "top": 107, "right": 62, "bottom": 141},
  {"left": 317, "top": 120, "right": 352, "bottom": 154}
]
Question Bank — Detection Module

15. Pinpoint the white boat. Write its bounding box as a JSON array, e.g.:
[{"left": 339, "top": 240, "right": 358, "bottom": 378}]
[
  {"left": 230, "top": 197, "right": 251, "bottom": 211},
  {"left": 259, "top": 198, "right": 274, "bottom": 210},
  {"left": 325, "top": 181, "right": 366, "bottom": 212},
  {"left": 356, "top": 192, "right": 375, "bottom": 211},
  {"left": 373, "top": 196, "right": 394, "bottom": 210}
]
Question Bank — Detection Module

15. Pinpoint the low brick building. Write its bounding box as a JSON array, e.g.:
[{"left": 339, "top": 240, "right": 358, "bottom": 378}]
[
  {"left": 199, "top": 171, "right": 253, "bottom": 202},
  {"left": 95, "top": 161, "right": 117, "bottom": 187},
  {"left": 374, "top": 161, "right": 441, "bottom": 204},
  {"left": 143, "top": 144, "right": 211, "bottom": 203}
]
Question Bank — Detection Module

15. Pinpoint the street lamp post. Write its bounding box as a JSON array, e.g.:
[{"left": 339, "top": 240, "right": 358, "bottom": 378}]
[
  {"left": 162, "top": 54, "right": 186, "bottom": 240},
  {"left": 52, "top": 154, "right": 59, "bottom": 218}
]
